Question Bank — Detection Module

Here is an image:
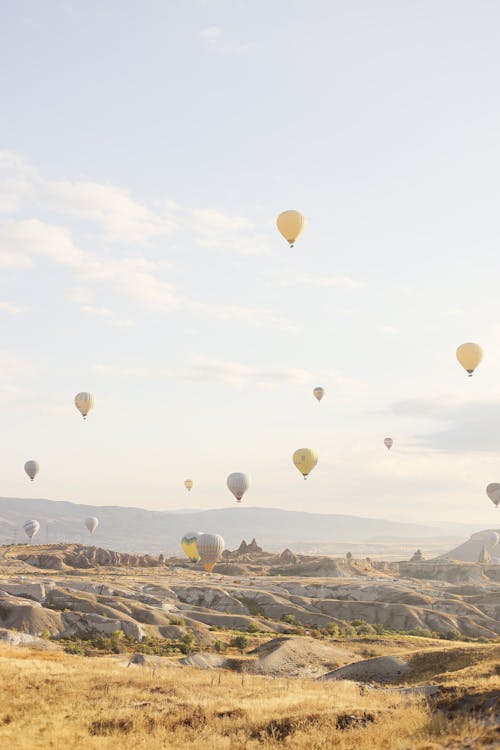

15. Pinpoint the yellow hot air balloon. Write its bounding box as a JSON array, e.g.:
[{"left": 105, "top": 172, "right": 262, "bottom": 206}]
[
  {"left": 292, "top": 448, "right": 318, "bottom": 479},
  {"left": 276, "top": 210, "right": 306, "bottom": 247},
  {"left": 184, "top": 479, "right": 193, "bottom": 492},
  {"left": 313, "top": 386, "right": 325, "bottom": 403},
  {"left": 181, "top": 531, "right": 201, "bottom": 562},
  {"left": 456, "top": 343, "right": 483, "bottom": 376}
]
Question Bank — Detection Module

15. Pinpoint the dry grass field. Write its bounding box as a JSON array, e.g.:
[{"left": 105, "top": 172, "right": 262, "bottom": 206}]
[{"left": 0, "top": 645, "right": 498, "bottom": 750}]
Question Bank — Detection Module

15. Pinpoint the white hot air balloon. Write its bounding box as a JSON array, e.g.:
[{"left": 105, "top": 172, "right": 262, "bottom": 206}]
[
  {"left": 23, "top": 519, "right": 40, "bottom": 540},
  {"left": 384, "top": 437, "right": 393, "bottom": 451},
  {"left": 74, "top": 392, "right": 95, "bottom": 419},
  {"left": 483, "top": 530, "right": 499, "bottom": 549},
  {"left": 313, "top": 387, "right": 325, "bottom": 403},
  {"left": 196, "top": 533, "right": 225, "bottom": 573},
  {"left": 24, "top": 460, "right": 39, "bottom": 482},
  {"left": 486, "top": 484, "right": 500, "bottom": 508},
  {"left": 226, "top": 473, "right": 250, "bottom": 503},
  {"left": 85, "top": 516, "right": 99, "bottom": 534}
]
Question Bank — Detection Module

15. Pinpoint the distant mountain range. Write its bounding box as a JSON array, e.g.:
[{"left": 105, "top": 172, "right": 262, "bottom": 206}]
[{"left": 0, "top": 497, "right": 480, "bottom": 555}]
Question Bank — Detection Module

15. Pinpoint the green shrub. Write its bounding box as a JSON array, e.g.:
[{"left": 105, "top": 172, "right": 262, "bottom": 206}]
[
  {"left": 231, "top": 635, "right": 249, "bottom": 653},
  {"left": 407, "top": 627, "right": 435, "bottom": 639},
  {"left": 246, "top": 621, "right": 260, "bottom": 633},
  {"left": 440, "top": 629, "right": 461, "bottom": 641},
  {"left": 63, "top": 642, "right": 85, "bottom": 656}
]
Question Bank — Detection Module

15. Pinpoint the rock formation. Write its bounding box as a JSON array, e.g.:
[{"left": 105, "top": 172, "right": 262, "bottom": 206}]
[{"left": 280, "top": 548, "right": 297, "bottom": 563}]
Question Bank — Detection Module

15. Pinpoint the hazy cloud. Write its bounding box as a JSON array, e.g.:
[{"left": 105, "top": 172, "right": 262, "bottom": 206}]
[
  {"left": 45, "top": 179, "right": 177, "bottom": 243},
  {"left": 199, "top": 26, "right": 222, "bottom": 43},
  {"left": 184, "top": 357, "right": 311, "bottom": 387},
  {"left": 0, "top": 153, "right": 298, "bottom": 331},
  {"left": 0, "top": 301, "right": 23, "bottom": 314},
  {"left": 391, "top": 396, "right": 500, "bottom": 452},
  {"left": 0, "top": 151, "right": 38, "bottom": 213}
]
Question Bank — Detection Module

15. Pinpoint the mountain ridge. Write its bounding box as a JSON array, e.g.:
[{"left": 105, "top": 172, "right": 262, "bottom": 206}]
[{"left": 0, "top": 497, "right": 480, "bottom": 555}]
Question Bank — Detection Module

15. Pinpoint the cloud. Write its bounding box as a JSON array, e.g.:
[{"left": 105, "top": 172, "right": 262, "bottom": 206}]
[
  {"left": 0, "top": 152, "right": 299, "bottom": 331},
  {"left": 93, "top": 364, "right": 151, "bottom": 378},
  {"left": 284, "top": 272, "right": 364, "bottom": 289},
  {"left": 0, "top": 219, "right": 184, "bottom": 311},
  {"left": 65, "top": 287, "right": 93, "bottom": 305},
  {"left": 81, "top": 305, "right": 133, "bottom": 327},
  {"left": 183, "top": 358, "right": 311, "bottom": 387},
  {"left": 194, "top": 302, "right": 297, "bottom": 332},
  {"left": 199, "top": 26, "right": 222, "bottom": 43},
  {"left": 0, "top": 301, "right": 23, "bottom": 314},
  {"left": 45, "top": 180, "right": 177, "bottom": 243},
  {"left": 379, "top": 324, "right": 399, "bottom": 335},
  {"left": 0, "top": 151, "right": 39, "bottom": 213},
  {"left": 390, "top": 396, "right": 500, "bottom": 452},
  {"left": 93, "top": 357, "right": 312, "bottom": 388}
]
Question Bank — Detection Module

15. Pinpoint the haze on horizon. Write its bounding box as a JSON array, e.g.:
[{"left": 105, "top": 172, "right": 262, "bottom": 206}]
[{"left": 0, "top": 1, "right": 499, "bottom": 526}]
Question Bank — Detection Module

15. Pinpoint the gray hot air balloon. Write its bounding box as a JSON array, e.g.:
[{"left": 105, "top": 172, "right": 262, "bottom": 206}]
[
  {"left": 196, "top": 533, "right": 225, "bottom": 572},
  {"left": 486, "top": 483, "right": 500, "bottom": 508},
  {"left": 24, "top": 460, "right": 39, "bottom": 482},
  {"left": 226, "top": 473, "right": 250, "bottom": 503},
  {"left": 85, "top": 516, "right": 99, "bottom": 534},
  {"left": 23, "top": 519, "right": 40, "bottom": 540}
]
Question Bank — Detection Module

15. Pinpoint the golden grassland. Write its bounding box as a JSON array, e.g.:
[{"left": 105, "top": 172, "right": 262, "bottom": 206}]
[{"left": 0, "top": 646, "right": 498, "bottom": 750}]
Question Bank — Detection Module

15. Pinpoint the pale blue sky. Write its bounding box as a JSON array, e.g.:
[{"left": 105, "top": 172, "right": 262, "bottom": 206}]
[{"left": 0, "top": 1, "right": 499, "bottom": 523}]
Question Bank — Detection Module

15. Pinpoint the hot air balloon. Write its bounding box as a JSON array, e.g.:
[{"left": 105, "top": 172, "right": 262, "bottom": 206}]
[
  {"left": 181, "top": 531, "right": 202, "bottom": 562},
  {"left": 226, "top": 473, "right": 250, "bottom": 503},
  {"left": 276, "top": 210, "right": 306, "bottom": 247},
  {"left": 85, "top": 517, "right": 99, "bottom": 534},
  {"left": 483, "top": 530, "right": 499, "bottom": 549},
  {"left": 292, "top": 448, "right": 318, "bottom": 479},
  {"left": 456, "top": 343, "right": 483, "bottom": 376},
  {"left": 24, "top": 460, "right": 39, "bottom": 482},
  {"left": 74, "top": 392, "right": 94, "bottom": 419},
  {"left": 486, "top": 484, "right": 500, "bottom": 508},
  {"left": 384, "top": 437, "right": 393, "bottom": 451},
  {"left": 196, "top": 533, "right": 224, "bottom": 573},
  {"left": 313, "top": 387, "right": 325, "bottom": 403},
  {"left": 23, "top": 519, "right": 40, "bottom": 540},
  {"left": 184, "top": 479, "right": 193, "bottom": 492}
]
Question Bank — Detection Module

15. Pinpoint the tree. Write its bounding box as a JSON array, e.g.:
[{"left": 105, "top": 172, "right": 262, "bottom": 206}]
[{"left": 232, "top": 635, "right": 249, "bottom": 654}]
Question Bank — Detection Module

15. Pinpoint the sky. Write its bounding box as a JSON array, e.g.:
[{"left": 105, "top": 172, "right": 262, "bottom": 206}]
[{"left": 0, "top": 0, "right": 499, "bottom": 525}]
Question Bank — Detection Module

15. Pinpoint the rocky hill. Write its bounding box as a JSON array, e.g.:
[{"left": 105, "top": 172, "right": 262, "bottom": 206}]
[{"left": 0, "top": 544, "right": 498, "bottom": 644}]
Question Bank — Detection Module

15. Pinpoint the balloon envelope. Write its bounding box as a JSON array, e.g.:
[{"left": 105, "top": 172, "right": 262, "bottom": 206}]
[
  {"left": 23, "top": 519, "right": 40, "bottom": 540},
  {"left": 85, "top": 516, "right": 99, "bottom": 534},
  {"left": 292, "top": 448, "right": 318, "bottom": 479},
  {"left": 184, "top": 479, "right": 193, "bottom": 492},
  {"left": 313, "top": 387, "right": 325, "bottom": 402},
  {"left": 226, "top": 472, "right": 250, "bottom": 503},
  {"left": 196, "top": 533, "right": 225, "bottom": 572},
  {"left": 276, "top": 210, "right": 306, "bottom": 247},
  {"left": 483, "top": 531, "right": 499, "bottom": 549},
  {"left": 456, "top": 343, "right": 483, "bottom": 376},
  {"left": 181, "top": 531, "right": 201, "bottom": 562},
  {"left": 486, "top": 483, "right": 500, "bottom": 507},
  {"left": 384, "top": 437, "right": 393, "bottom": 450},
  {"left": 74, "top": 392, "right": 95, "bottom": 419},
  {"left": 24, "top": 460, "right": 39, "bottom": 481}
]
